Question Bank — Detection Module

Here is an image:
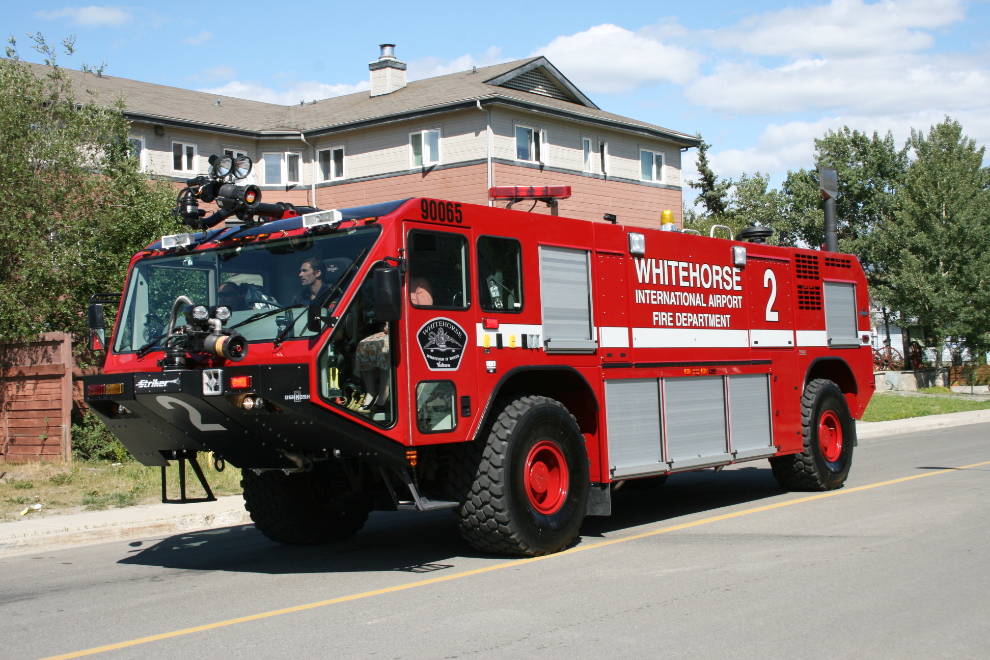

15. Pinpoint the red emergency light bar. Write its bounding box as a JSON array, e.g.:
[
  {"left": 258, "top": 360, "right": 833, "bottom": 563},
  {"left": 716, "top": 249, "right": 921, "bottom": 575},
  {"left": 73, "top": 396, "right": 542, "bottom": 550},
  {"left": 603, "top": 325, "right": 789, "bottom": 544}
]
[{"left": 488, "top": 186, "right": 571, "bottom": 200}]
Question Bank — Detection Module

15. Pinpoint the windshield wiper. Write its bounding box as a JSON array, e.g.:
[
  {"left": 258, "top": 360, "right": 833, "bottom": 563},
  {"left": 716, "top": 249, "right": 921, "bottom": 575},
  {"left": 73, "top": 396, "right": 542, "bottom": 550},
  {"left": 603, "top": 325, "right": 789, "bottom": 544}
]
[
  {"left": 136, "top": 333, "right": 168, "bottom": 357},
  {"left": 228, "top": 303, "right": 304, "bottom": 330},
  {"left": 272, "top": 247, "right": 369, "bottom": 348}
]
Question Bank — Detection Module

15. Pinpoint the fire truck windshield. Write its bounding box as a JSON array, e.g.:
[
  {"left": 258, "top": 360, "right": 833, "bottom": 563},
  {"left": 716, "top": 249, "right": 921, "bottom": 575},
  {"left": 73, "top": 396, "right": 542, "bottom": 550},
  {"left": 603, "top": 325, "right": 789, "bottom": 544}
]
[{"left": 112, "top": 225, "right": 381, "bottom": 353}]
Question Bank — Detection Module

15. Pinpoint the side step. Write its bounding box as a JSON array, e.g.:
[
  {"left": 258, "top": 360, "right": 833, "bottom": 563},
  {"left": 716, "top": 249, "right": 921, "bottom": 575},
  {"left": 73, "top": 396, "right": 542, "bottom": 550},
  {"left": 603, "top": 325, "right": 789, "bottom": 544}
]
[
  {"left": 161, "top": 450, "right": 217, "bottom": 504},
  {"left": 380, "top": 467, "right": 458, "bottom": 512}
]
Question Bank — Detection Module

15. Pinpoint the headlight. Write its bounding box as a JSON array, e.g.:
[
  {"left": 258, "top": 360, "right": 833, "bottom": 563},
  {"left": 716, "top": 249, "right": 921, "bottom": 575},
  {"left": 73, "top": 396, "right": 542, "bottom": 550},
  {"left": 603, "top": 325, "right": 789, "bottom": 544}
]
[
  {"left": 233, "top": 155, "right": 253, "bottom": 179},
  {"left": 191, "top": 305, "right": 209, "bottom": 321},
  {"left": 212, "top": 155, "right": 234, "bottom": 178},
  {"left": 214, "top": 306, "right": 231, "bottom": 321},
  {"left": 241, "top": 396, "right": 254, "bottom": 410}
]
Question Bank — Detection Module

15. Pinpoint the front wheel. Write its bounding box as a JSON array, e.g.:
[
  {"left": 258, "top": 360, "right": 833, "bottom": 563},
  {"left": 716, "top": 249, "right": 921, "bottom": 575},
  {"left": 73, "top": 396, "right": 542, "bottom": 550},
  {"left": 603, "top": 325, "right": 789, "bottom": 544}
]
[
  {"left": 770, "top": 378, "right": 855, "bottom": 491},
  {"left": 452, "top": 396, "right": 589, "bottom": 556}
]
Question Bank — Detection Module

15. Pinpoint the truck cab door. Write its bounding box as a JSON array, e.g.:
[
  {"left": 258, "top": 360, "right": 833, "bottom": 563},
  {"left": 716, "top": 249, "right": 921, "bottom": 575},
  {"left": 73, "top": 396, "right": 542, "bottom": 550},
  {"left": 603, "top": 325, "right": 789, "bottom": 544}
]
[{"left": 404, "top": 223, "right": 478, "bottom": 445}]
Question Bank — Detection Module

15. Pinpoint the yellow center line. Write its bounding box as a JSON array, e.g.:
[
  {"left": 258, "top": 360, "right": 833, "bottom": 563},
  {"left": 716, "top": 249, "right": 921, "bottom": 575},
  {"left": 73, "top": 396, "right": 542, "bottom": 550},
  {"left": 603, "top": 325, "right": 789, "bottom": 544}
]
[{"left": 40, "top": 460, "right": 990, "bottom": 660}]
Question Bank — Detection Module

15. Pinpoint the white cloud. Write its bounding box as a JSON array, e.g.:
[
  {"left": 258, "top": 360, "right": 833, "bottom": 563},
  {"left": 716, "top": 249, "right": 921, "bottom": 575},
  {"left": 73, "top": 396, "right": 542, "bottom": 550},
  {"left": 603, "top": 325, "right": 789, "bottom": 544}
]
[
  {"left": 685, "top": 53, "right": 990, "bottom": 115},
  {"left": 532, "top": 24, "right": 704, "bottom": 93},
  {"left": 183, "top": 31, "right": 213, "bottom": 46},
  {"left": 37, "top": 6, "right": 131, "bottom": 26},
  {"left": 406, "top": 47, "right": 508, "bottom": 81},
  {"left": 708, "top": 0, "right": 965, "bottom": 58},
  {"left": 198, "top": 80, "right": 370, "bottom": 105}
]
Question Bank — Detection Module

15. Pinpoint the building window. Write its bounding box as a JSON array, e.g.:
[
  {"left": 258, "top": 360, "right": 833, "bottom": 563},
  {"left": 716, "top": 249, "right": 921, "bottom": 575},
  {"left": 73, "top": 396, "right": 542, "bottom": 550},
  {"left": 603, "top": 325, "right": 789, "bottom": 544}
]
[
  {"left": 172, "top": 141, "right": 197, "bottom": 173},
  {"left": 410, "top": 129, "right": 440, "bottom": 168},
  {"left": 319, "top": 147, "right": 345, "bottom": 181},
  {"left": 262, "top": 152, "right": 302, "bottom": 185},
  {"left": 599, "top": 139, "right": 609, "bottom": 176},
  {"left": 129, "top": 136, "right": 146, "bottom": 170},
  {"left": 516, "top": 125, "right": 546, "bottom": 163},
  {"left": 583, "top": 138, "right": 592, "bottom": 173},
  {"left": 286, "top": 153, "right": 301, "bottom": 184},
  {"left": 640, "top": 149, "right": 665, "bottom": 182}
]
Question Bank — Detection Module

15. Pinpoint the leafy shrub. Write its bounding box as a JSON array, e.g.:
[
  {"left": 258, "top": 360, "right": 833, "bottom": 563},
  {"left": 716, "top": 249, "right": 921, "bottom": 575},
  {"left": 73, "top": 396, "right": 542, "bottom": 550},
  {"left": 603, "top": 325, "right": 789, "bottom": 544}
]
[{"left": 72, "top": 412, "right": 131, "bottom": 462}]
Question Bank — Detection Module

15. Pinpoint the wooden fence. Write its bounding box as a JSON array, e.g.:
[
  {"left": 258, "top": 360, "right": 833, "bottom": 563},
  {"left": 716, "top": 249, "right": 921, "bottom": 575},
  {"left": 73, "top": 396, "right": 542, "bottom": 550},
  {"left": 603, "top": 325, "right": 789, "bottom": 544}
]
[{"left": 0, "top": 333, "right": 74, "bottom": 462}]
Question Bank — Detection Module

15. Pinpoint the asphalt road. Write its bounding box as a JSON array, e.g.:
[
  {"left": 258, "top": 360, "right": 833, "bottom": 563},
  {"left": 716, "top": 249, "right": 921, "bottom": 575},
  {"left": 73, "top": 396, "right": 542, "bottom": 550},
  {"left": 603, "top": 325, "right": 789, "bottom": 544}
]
[{"left": 3, "top": 424, "right": 988, "bottom": 660}]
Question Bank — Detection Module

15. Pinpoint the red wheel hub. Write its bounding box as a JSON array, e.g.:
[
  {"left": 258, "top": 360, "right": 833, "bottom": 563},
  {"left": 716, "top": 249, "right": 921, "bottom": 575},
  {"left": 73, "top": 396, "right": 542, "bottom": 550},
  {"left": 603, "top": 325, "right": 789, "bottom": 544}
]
[
  {"left": 818, "top": 410, "right": 843, "bottom": 462},
  {"left": 524, "top": 440, "right": 569, "bottom": 515}
]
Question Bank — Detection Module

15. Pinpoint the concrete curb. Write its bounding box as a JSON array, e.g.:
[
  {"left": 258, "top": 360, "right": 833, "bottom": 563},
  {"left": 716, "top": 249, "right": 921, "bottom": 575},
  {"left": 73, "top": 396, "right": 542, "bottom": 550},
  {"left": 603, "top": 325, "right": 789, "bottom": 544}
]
[
  {"left": 0, "top": 495, "right": 249, "bottom": 558},
  {"left": 856, "top": 408, "right": 990, "bottom": 439}
]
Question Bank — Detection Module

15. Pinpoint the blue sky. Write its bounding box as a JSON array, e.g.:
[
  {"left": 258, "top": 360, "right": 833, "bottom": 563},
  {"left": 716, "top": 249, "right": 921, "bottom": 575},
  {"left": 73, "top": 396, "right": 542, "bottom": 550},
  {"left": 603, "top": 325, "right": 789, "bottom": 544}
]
[{"left": 6, "top": 1, "right": 990, "bottom": 196}]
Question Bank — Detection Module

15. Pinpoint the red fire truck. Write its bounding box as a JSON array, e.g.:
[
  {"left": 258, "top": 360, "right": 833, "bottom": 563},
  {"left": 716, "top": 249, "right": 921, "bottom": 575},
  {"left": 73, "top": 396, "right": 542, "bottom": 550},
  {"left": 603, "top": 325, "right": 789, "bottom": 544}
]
[{"left": 84, "top": 155, "right": 875, "bottom": 556}]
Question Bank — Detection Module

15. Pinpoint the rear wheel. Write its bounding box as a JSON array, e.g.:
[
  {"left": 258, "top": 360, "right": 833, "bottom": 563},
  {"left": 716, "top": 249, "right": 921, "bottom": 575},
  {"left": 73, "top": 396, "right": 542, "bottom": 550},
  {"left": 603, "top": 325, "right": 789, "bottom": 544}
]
[
  {"left": 450, "top": 396, "right": 589, "bottom": 556},
  {"left": 770, "top": 378, "right": 855, "bottom": 491},
  {"left": 241, "top": 462, "right": 370, "bottom": 545}
]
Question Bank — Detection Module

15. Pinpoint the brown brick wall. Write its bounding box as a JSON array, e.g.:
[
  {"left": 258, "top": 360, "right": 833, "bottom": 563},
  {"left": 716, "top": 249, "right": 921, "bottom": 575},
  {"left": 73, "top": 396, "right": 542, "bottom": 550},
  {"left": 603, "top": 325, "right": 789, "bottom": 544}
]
[
  {"left": 315, "top": 164, "right": 490, "bottom": 209},
  {"left": 491, "top": 163, "right": 683, "bottom": 230}
]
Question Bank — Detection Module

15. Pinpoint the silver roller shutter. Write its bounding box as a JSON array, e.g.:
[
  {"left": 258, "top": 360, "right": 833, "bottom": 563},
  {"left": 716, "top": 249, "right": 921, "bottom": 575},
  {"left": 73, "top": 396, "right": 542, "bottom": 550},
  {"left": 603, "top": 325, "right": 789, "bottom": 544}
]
[
  {"left": 605, "top": 379, "right": 664, "bottom": 479},
  {"left": 727, "top": 374, "right": 775, "bottom": 460},
  {"left": 824, "top": 281, "right": 859, "bottom": 347},
  {"left": 539, "top": 246, "right": 597, "bottom": 353},
  {"left": 663, "top": 376, "right": 730, "bottom": 470}
]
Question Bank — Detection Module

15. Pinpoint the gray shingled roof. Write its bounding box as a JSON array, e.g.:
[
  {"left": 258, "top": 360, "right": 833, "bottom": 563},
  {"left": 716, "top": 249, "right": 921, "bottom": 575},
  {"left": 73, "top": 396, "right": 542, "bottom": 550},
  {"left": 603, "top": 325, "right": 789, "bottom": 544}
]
[{"left": 24, "top": 57, "right": 700, "bottom": 146}]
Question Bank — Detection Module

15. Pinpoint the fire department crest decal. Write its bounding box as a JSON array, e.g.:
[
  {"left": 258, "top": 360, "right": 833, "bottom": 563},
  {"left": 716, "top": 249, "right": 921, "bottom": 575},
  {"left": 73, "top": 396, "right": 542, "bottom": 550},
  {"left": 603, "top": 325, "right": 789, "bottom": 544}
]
[{"left": 417, "top": 318, "right": 467, "bottom": 371}]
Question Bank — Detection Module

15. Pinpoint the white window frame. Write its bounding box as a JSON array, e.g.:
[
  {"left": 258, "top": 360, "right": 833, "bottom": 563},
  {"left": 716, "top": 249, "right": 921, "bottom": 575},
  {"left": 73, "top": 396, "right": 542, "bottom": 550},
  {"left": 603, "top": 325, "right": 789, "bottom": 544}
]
[
  {"left": 171, "top": 141, "right": 198, "bottom": 174},
  {"left": 639, "top": 148, "right": 666, "bottom": 183},
  {"left": 129, "top": 135, "right": 147, "bottom": 171},
  {"left": 599, "top": 139, "right": 610, "bottom": 176},
  {"left": 515, "top": 124, "right": 547, "bottom": 164},
  {"left": 582, "top": 137, "right": 593, "bottom": 173},
  {"left": 409, "top": 128, "right": 442, "bottom": 169},
  {"left": 260, "top": 151, "right": 303, "bottom": 185},
  {"left": 319, "top": 145, "right": 346, "bottom": 182}
]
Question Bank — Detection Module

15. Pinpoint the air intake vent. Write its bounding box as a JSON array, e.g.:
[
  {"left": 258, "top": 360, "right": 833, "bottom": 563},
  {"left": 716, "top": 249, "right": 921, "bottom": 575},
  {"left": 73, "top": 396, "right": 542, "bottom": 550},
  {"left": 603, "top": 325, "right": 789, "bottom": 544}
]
[
  {"left": 797, "top": 285, "right": 823, "bottom": 310},
  {"left": 825, "top": 256, "right": 852, "bottom": 269},
  {"left": 501, "top": 69, "right": 569, "bottom": 101},
  {"left": 795, "top": 253, "right": 820, "bottom": 280}
]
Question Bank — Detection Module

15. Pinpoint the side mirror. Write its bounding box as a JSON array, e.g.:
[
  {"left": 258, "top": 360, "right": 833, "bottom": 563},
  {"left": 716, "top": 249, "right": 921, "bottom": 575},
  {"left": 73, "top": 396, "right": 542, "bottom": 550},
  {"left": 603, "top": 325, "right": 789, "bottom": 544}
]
[
  {"left": 307, "top": 303, "right": 328, "bottom": 333},
  {"left": 87, "top": 303, "right": 106, "bottom": 351},
  {"left": 373, "top": 268, "right": 403, "bottom": 322}
]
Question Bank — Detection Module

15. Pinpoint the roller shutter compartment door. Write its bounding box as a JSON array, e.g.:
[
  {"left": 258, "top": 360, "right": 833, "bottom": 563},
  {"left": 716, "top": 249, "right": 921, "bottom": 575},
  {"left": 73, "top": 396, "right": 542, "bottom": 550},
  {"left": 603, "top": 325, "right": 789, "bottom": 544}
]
[
  {"left": 727, "top": 374, "right": 775, "bottom": 460},
  {"left": 605, "top": 378, "right": 664, "bottom": 479},
  {"left": 663, "top": 376, "right": 731, "bottom": 471},
  {"left": 824, "top": 282, "right": 859, "bottom": 347},
  {"left": 539, "top": 246, "right": 597, "bottom": 353}
]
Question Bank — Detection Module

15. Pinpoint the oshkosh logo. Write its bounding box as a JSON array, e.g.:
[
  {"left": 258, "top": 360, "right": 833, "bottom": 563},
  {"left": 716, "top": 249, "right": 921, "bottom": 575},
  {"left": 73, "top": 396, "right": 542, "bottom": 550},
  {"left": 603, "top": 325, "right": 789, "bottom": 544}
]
[{"left": 284, "top": 390, "right": 310, "bottom": 402}]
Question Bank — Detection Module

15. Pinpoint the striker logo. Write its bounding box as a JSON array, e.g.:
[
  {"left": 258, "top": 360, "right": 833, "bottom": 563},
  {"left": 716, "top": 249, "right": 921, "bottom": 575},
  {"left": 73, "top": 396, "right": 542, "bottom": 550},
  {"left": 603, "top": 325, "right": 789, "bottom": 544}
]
[
  {"left": 136, "top": 376, "right": 180, "bottom": 389},
  {"left": 417, "top": 318, "right": 467, "bottom": 371}
]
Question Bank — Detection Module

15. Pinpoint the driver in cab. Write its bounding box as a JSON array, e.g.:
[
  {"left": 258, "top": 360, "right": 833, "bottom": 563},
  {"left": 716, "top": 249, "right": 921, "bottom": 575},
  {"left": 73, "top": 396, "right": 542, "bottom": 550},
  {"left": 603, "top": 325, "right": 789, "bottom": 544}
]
[{"left": 292, "top": 256, "right": 329, "bottom": 306}]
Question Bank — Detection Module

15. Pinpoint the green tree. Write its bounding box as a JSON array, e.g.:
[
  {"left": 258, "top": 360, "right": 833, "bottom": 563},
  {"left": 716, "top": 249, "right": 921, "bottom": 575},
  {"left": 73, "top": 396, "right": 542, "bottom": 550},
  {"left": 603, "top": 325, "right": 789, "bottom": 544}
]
[
  {"left": 687, "top": 136, "right": 730, "bottom": 219},
  {"left": 0, "top": 34, "right": 176, "bottom": 352},
  {"left": 877, "top": 117, "right": 990, "bottom": 363},
  {"left": 778, "top": 128, "right": 908, "bottom": 271}
]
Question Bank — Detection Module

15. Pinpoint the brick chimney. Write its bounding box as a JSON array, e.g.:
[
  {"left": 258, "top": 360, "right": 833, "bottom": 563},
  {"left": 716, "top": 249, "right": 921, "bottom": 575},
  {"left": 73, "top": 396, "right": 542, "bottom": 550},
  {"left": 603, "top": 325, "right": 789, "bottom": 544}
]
[{"left": 369, "top": 44, "right": 407, "bottom": 97}]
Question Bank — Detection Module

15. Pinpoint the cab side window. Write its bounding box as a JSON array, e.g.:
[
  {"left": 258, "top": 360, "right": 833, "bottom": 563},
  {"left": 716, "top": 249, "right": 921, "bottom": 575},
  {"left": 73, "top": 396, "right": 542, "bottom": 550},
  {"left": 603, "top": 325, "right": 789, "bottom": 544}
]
[
  {"left": 407, "top": 231, "right": 471, "bottom": 309},
  {"left": 477, "top": 236, "right": 523, "bottom": 313}
]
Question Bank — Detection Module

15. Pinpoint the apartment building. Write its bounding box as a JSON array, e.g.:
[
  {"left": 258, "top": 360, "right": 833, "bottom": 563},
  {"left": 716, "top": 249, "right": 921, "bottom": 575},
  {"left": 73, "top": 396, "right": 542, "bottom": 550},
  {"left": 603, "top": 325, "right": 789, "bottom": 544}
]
[{"left": 41, "top": 46, "right": 700, "bottom": 228}]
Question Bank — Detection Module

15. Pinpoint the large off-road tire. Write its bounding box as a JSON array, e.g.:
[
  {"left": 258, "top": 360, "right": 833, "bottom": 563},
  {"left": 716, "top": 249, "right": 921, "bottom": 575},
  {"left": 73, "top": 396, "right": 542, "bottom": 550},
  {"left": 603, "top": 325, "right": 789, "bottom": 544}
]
[
  {"left": 770, "top": 378, "right": 855, "bottom": 491},
  {"left": 448, "top": 396, "right": 589, "bottom": 557},
  {"left": 241, "top": 462, "right": 371, "bottom": 545}
]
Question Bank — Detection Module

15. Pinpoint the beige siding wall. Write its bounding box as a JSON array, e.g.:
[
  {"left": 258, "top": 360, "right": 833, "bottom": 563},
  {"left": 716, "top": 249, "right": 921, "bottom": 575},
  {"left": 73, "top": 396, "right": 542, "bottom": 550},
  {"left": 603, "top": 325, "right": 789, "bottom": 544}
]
[
  {"left": 310, "top": 109, "right": 488, "bottom": 182},
  {"left": 488, "top": 108, "right": 682, "bottom": 186}
]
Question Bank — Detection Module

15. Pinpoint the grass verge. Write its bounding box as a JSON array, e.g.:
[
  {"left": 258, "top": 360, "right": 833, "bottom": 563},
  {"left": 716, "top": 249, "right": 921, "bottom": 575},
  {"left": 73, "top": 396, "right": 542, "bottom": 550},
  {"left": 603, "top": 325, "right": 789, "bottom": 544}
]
[
  {"left": 862, "top": 393, "right": 990, "bottom": 422},
  {"left": 0, "top": 456, "right": 242, "bottom": 522}
]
